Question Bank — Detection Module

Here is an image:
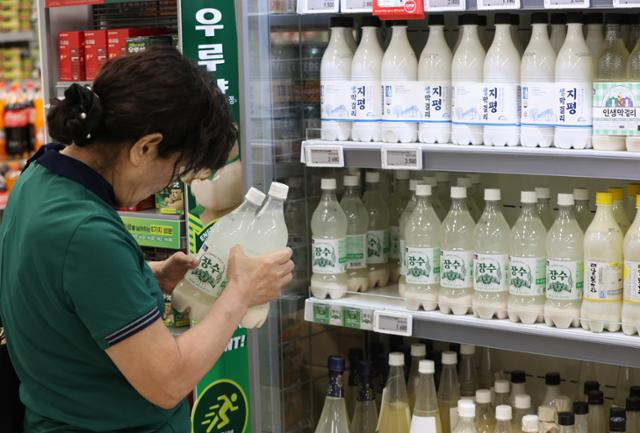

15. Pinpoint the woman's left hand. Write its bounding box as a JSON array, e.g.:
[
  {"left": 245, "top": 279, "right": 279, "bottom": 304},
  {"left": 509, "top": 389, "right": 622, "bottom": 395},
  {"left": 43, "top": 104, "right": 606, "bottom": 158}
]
[{"left": 150, "top": 252, "right": 199, "bottom": 294}]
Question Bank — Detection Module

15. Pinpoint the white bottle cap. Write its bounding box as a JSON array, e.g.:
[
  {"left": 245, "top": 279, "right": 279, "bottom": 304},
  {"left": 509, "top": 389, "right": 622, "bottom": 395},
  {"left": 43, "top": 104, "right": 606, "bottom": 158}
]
[
  {"left": 451, "top": 186, "right": 467, "bottom": 199},
  {"left": 521, "top": 191, "right": 537, "bottom": 204},
  {"left": 485, "top": 188, "right": 501, "bottom": 201},
  {"left": 495, "top": 379, "right": 510, "bottom": 393},
  {"left": 366, "top": 171, "right": 380, "bottom": 183},
  {"left": 496, "top": 404, "right": 512, "bottom": 421},
  {"left": 468, "top": 173, "right": 482, "bottom": 184},
  {"left": 245, "top": 187, "right": 266, "bottom": 206},
  {"left": 395, "top": 170, "right": 410, "bottom": 180},
  {"left": 442, "top": 350, "right": 457, "bottom": 365},
  {"left": 389, "top": 352, "right": 405, "bottom": 366},
  {"left": 458, "top": 177, "right": 473, "bottom": 188},
  {"left": 558, "top": 193, "right": 574, "bottom": 206},
  {"left": 416, "top": 184, "right": 432, "bottom": 197},
  {"left": 423, "top": 175, "right": 437, "bottom": 186},
  {"left": 321, "top": 178, "right": 337, "bottom": 190},
  {"left": 573, "top": 188, "right": 589, "bottom": 201},
  {"left": 268, "top": 182, "right": 289, "bottom": 200},
  {"left": 343, "top": 175, "right": 359, "bottom": 187},
  {"left": 515, "top": 394, "right": 532, "bottom": 409},
  {"left": 522, "top": 415, "right": 539, "bottom": 432},
  {"left": 476, "top": 389, "right": 492, "bottom": 404},
  {"left": 460, "top": 344, "right": 475, "bottom": 355},
  {"left": 436, "top": 172, "right": 450, "bottom": 182},
  {"left": 419, "top": 359, "right": 435, "bottom": 374},
  {"left": 458, "top": 400, "right": 476, "bottom": 418},
  {"left": 535, "top": 187, "right": 551, "bottom": 199},
  {"left": 409, "top": 179, "right": 421, "bottom": 191},
  {"left": 411, "top": 343, "right": 427, "bottom": 357}
]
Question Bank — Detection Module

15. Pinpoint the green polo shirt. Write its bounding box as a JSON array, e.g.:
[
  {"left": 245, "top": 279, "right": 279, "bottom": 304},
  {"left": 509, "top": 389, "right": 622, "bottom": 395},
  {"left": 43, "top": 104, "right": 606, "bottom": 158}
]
[{"left": 0, "top": 146, "right": 189, "bottom": 432}]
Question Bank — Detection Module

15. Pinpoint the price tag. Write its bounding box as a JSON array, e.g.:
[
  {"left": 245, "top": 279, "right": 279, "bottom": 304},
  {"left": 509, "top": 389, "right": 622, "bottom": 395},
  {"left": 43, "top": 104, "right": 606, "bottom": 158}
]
[
  {"left": 341, "top": 0, "right": 373, "bottom": 11},
  {"left": 305, "top": 145, "right": 345, "bottom": 168},
  {"left": 343, "top": 307, "right": 375, "bottom": 330},
  {"left": 381, "top": 147, "right": 422, "bottom": 170},
  {"left": 373, "top": 310, "right": 413, "bottom": 336},
  {"left": 477, "top": 0, "right": 520, "bottom": 9},
  {"left": 297, "top": 0, "right": 339, "bottom": 13},
  {"left": 613, "top": 0, "right": 639, "bottom": 7},
  {"left": 543, "top": 0, "right": 589, "bottom": 8},
  {"left": 313, "top": 303, "right": 330, "bottom": 324},
  {"left": 425, "top": 0, "right": 465, "bottom": 11}
]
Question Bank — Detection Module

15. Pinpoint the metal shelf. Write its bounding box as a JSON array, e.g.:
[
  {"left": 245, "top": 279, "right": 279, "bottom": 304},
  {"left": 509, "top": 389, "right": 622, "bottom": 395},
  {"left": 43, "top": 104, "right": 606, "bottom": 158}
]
[
  {"left": 304, "top": 287, "right": 640, "bottom": 367},
  {"left": 0, "top": 31, "right": 34, "bottom": 44},
  {"left": 302, "top": 139, "right": 640, "bottom": 180}
]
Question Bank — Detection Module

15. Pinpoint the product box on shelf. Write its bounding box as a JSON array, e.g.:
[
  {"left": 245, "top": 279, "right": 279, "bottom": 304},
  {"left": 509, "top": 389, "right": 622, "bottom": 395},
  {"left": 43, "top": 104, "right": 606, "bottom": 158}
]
[
  {"left": 59, "top": 31, "right": 85, "bottom": 81},
  {"left": 107, "top": 28, "right": 167, "bottom": 60},
  {"left": 373, "top": 0, "right": 424, "bottom": 20},
  {"left": 125, "top": 35, "right": 174, "bottom": 55},
  {"left": 155, "top": 181, "right": 184, "bottom": 215},
  {"left": 83, "top": 30, "right": 107, "bottom": 81}
]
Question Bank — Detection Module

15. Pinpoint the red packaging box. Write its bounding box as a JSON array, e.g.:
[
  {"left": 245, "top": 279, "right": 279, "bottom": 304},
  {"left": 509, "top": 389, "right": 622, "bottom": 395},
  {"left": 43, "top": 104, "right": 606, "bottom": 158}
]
[
  {"left": 84, "top": 30, "right": 107, "bottom": 81},
  {"left": 59, "top": 31, "right": 85, "bottom": 81},
  {"left": 373, "top": 0, "right": 424, "bottom": 20},
  {"left": 107, "top": 28, "right": 167, "bottom": 60}
]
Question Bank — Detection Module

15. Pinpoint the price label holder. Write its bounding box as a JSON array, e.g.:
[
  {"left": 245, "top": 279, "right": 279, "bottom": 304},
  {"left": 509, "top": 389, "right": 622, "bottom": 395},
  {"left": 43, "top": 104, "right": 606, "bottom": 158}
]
[
  {"left": 425, "top": 0, "right": 466, "bottom": 11},
  {"left": 543, "top": 0, "right": 588, "bottom": 8},
  {"left": 374, "top": 310, "right": 413, "bottom": 336},
  {"left": 305, "top": 144, "right": 345, "bottom": 168},
  {"left": 477, "top": 0, "right": 520, "bottom": 9},
  {"left": 341, "top": 0, "right": 373, "bottom": 11},
  {"left": 381, "top": 146, "right": 422, "bottom": 170},
  {"left": 343, "top": 307, "right": 375, "bottom": 330},
  {"left": 297, "top": 0, "right": 339, "bottom": 13},
  {"left": 329, "top": 305, "right": 343, "bottom": 326},
  {"left": 612, "top": 0, "right": 638, "bottom": 7}
]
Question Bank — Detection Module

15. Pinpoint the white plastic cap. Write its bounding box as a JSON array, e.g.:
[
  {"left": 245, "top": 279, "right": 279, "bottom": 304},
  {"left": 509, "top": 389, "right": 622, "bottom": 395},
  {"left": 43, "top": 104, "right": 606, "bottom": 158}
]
[
  {"left": 573, "top": 188, "right": 589, "bottom": 201},
  {"left": 558, "top": 193, "right": 575, "bottom": 206},
  {"left": 268, "top": 182, "right": 289, "bottom": 200},
  {"left": 442, "top": 351, "right": 457, "bottom": 365},
  {"left": 458, "top": 177, "right": 473, "bottom": 188},
  {"left": 436, "top": 173, "right": 450, "bottom": 182},
  {"left": 538, "top": 405, "right": 555, "bottom": 422},
  {"left": 451, "top": 186, "right": 467, "bottom": 199},
  {"left": 522, "top": 415, "right": 539, "bottom": 432},
  {"left": 395, "top": 170, "right": 409, "bottom": 180},
  {"left": 245, "top": 187, "right": 266, "bottom": 206},
  {"left": 536, "top": 187, "right": 551, "bottom": 199},
  {"left": 458, "top": 400, "right": 476, "bottom": 418},
  {"left": 389, "top": 352, "right": 405, "bottom": 366},
  {"left": 495, "top": 379, "right": 510, "bottom": 393},
  {"left": 423, "top": 175, "right": 437, "bottom": 186},
  {"left": 416, "top": 184, "right": 432, "bottom": 197},
  {"left": 485, "top": 188, "right": 501, "bottom": 201},
  {"left": 409, "top": 179, "right": 421, "bottom": 191},
  {"left": 515, "top": 394, "right": 532, "bottom": 409},
  {"left": 321, "top": 178, "right": 337, "bottom": 190},
  {"left": 343, "top": 175, "right": 359, "bottom": 187},
  {"left": 521, "top": 191, "right": 537, "bottom": 204},
  {"left": 460, "top": 344, "right": 475, "bottom": 355},
  {"left": 496, "top": 405, "right": 512, "bottom": 421},
  {"left": 476, "top": 389, "right": 492, "bottom": 404},
  {"left": 419, "top": 359, "right": 435, "bottom": 374},
  {"left": 411, "top": 343, "right": 427, "bottom": 357},
  {"left": 468, "top": 173, "right": 482, "bottom": 184},
  {"left": 366, "top": 171, "right": 380, "bottom": 183}
]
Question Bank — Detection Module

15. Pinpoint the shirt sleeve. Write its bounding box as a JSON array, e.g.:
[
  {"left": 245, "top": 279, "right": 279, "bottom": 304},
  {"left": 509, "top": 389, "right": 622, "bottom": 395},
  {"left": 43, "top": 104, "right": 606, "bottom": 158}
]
[{"left": 63, "top": 215, "right": 161, "bottom": 350}]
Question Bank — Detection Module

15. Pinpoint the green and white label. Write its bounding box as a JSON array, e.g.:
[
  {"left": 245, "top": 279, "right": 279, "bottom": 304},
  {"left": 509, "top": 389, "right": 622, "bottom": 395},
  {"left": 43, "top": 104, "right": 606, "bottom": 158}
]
[
  {"left": 474, "top": 253, "right": 509, "bottom": 292},
  {"left": 624, "top": 260, "right": 640, "bottom": 304},
  {"left": 346, "top": 234, "right": 367, "bottom": 270},
  {"left": 185, "top": 251, "right": 226, "bottom": 298},
  {"left": 312, "top": 238, "right": 347, "bottom": 274},
  {"left": 389, "top": 226, "right": 400, "bottom": 260},
  {"left": 592, "top": 82, "right": 640, "bottom": 136},
  {"left": 406, "top": 247, "right": 440, "bottom": 285},
  {"left": 509, "top": 256, "right": 546, "bottom": 296},
  {"left": 584, "top": 260, "right": 622, "bottom": 301},
  {"left": 367, "top": 229, "right": 389, "bottom": 264},
  {"left": 400, "top": 239, "right": 407, "bottom": 275},
  {"left": 546, "top": 259, "right": 584, "bottom": 300},
  {"left": 440, "top": 250, "right": 473, "bottom": 289}
]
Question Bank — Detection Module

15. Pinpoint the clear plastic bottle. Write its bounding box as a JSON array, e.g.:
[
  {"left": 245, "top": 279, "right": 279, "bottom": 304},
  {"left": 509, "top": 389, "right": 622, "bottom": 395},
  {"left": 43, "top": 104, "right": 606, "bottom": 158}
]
[
  {"left": 477, "top": 389, "right": 497, "bottom": 433},
  {"left": 457, "top": 178, "right": 482, "bottom": 222},
  {"left": 583, "top": 380, "right": 601, "bottom": 402},
  {"left": 588, "top": 390, "right": 606, "bottom": 433},
  {"left": 347, "top": 348, "right": 364, "bottom": 418},
  {"left": 390, "top": 171, "right": 411, "bottom": 283},
  {"left": 586, "top": 13, "right": 605, "bottom": 66},
  {"left": 626, "top": 184, "right": 640, "bottom": 222},
  {"left": 623, "top": 195, "right": 640, "bottom": 335},
  {"left": 576, "top": 361, "right": 600, "bottom": 399},
  {"left": 610, "top": 417, "right": 626, "bottom": 433},
  {"left": 351, "top": 361, "right": 378, "bottom": 433},
  {"left": 438, "top": 351, "right": 461, "bottom": 433},
  {"left": 513, "top": 395, "right": 534, "bottom": 431},
  {"left": 399, "top": 180, "right": 421, "bottom": 298},
  {"left": 626, "top": 36, "right": 640, "bottom": 151},
  {"left": 581, "top": 192, "right": 624, "bottom": 333},
  {"left": 440, "top": 187, "right": 476, "bottom": 315},
  {"left": 508, "top": 191, "right": 547, "bottom": 324},
  {"left": 574, "top": 188, "right": 593, "bottom": 233},
  {"left": 437, "top": 173, "right": 452, "bottom": 214},
  {"left": 408, "top": 343, "right": 427, "bottom": 411},
  {"left": 468, "top": 174, "right": 485, "bottom": 215},
  {"left": 473, "top": 189, "right": 511, "bottom": 320},
  {"left": 522, "top": 415, "right": 540, "bottom": 433},
  {"left": 423, "top": 175, "right": 448, "bottom": 221},
  {"left": 573, "top": 401, "right": 589, "bottom": 433},
  {"left": 542, "top": 373, "right": 562, "bottom": 408},
  {"left": 454, "top": 400, "right": 478, "bottom": 433},
  {"left": 627, "top": 397, "right": 640, "bottom": 433},
  {"left": 536, "top": 188, "right": 554, "bottom": 231},
  {"left": 610, "top": 187, "right": 631, "bottom": 234},
  {"left": 478, "top": 348, "right": 495, "bottom": 390},
  {"left": 315, "top": 356, "right": 351, "bottom": 433},
  {"left": 495, "top": 405, "right": 514, "bottom": 433},
  {"left": 510, "top": 371, "right": 528, "bottom": 407},
  {"left": 544, "top": 194, "right": 584, "bottom": 329},
  {"left": 410, "top": 360, "right": 443, "bottom": 433},
  {"left": 378, "top": 353, "right": 411, "bottom": 433},
  {"left": 495, "top": 380, "right": 511, "bottom": 408},
  {"left": 311, "top": 178, "right": 349, "bottom": 301},
  {"left": 363, "top": 171, "right": 390, "bottom": 289},
  {"left": 558, "top": 412, "right": 576, "bottom": 433},
  {"left": 538, "top": 405, "right": 558, "bottom": 433},
  {"left": 459, "top": 344, "right": 478, "bottom": 399},
  {"left": 341, "top": 175, "right": 369, "bottom": 293},
  {"left": 550, "top": 14, "right": 567, "bottom": 54}
]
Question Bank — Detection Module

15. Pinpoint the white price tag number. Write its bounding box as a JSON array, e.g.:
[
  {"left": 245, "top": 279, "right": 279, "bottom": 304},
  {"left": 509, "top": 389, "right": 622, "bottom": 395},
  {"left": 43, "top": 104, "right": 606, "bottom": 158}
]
[
  {"left": 613, "top": 0, "right": 639, "bottom": 8},
  {"left": 297, "top": 0, "right": 339, "bottom": 13},
  {"left": 374, "top": 310, "right": 413, "bottom": 337},
  {"left": 306, "top": 145, "right": 344, "bottom": 168},
  {"left": 477, "top": 0, "right": 520, "bottom": 9},
  {"left": 425, "top": 0, "right": 466, "bottom": 11},
  {"left": 341, "top": 0, "right": 373, "bottom": 11},
  {"left": 543, "top": 0, "right": 589, "bottom": 8},
  {"left": 381, "top": 147, "right": 422, "bottom": 170}
]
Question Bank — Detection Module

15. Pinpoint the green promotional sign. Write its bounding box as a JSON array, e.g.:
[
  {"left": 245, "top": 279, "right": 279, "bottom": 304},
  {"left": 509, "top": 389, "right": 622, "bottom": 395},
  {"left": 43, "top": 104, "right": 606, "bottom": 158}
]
[{"left": 119, "top": 215, "right": 181, "bottom": 249}]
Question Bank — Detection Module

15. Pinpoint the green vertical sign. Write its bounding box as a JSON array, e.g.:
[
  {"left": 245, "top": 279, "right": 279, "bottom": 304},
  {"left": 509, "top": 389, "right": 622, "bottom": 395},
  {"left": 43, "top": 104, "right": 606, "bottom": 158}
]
[{"left": 179, "top": 2, "right": 249, "bottom": 433}]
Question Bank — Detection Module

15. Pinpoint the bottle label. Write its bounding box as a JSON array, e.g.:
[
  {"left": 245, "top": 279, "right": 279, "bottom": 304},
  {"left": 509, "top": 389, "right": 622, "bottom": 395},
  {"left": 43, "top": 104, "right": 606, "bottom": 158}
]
[
  {"left": 509, "top": 256, "right": 546, "bottom": 296},
  {"left": 184, "top": 250, "right": 227, "bottom": 298},
  {"left": 406, "top": 247, "right": 441, "bottom": 284},
  {"left": 312, "top": 238, "right": 347, "bottom": 274},
  {"left": 321, "top": 80, "right": 352, "bottom": 121},
  {"left": 546, "top": 259, "right": 584, "bottom": 300},
  {"left": 327, "top": 372, "right": 343, "bottom": 398},
  {"left": 474, "top": 253, "right": 509, "bottom": 292},
  {"left": 483, "top": 84, "right": 521, "bottom": 126},
  {"left": 584, "top": 260, "right": 622, "bottom": 301},
  {"left": 440, "top": 250, "right": 474, "bottom": 288},
  {"left": 452, "top": 81, "right": 485, "bottom": 125},
  {"left": 381, "top": 80, "right": 422, "bottom": 122},
  {"left": 346, "top": 234, "right": 367, "bottom": 269},
  {"left": 556, "top": 83, "right": 592, "bottom": 127},
  {"left": 521, "top": 81, "right": 558, "bottom": 126},
  {"left": 367, "top": 229, "right": 389, "bottom": 264},
  {"left": 390, "top": 226, "right": 400, "bottom": 260},
  {"left": 400, "top": 238, "right": 407, "bottom": 275},
  {"left": 350, "top": 80, "right": 382, "bottom": 122},
  {"left": 593, "top": 82, "right": 640, "bottom": 136},
  {"left": 417, "top": 80, "right": 451, "bottom": 123},
  {"left": 410, "top": 415, "right": 438, "bottom": 433},
  {"left": 624, "top": 260, "right": 640, "bottom": 304}
]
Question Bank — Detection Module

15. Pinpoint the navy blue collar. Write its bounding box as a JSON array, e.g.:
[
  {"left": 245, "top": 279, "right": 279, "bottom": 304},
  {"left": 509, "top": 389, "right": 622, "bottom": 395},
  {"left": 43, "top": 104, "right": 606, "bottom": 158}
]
[{"left": 25, "top": 143, "right": 117, "bottom": 208}]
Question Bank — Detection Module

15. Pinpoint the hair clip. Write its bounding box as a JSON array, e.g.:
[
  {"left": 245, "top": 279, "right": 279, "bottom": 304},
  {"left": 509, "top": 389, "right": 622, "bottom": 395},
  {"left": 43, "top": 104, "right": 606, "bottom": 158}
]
[{"left": 80, "top": 112, "right": 87, "bottom": 120}]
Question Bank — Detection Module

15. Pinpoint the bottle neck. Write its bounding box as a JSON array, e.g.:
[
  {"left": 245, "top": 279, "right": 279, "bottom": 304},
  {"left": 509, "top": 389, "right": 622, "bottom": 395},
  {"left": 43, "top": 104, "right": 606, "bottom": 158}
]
[
  {"left": 451, "top": 197, "right": 469, "bottom": 212},
  {"left": 482, "top": 200, "right": 502, "bottom": 217},
  {"left": 390, "top": 26, "right": 409, "bottom": 48},
  {"left": 494, "top": 23, "right": 512, "bottom": 41},
  {"left": 512, "top": 383, "right": 526, "bottom": 395},
  {"left": 395, "top": 179, "right": 409, "bottom": 193},
  {"left": 428, "top": 25, "right": 446, "bottom": 44},
  {"left": 605, "top": 24, "right": 622, "bottom": 41},
  {"left": 361, "top": 26, "right": 378, "bottom": 44},
  {"left": 344, "top": 185, "right": 360, "bottom": 198},
  {"left": 594, "top": 204, "right": 614, "bottom": 222},
  {"left": 261, "top": 196, "right": 284, "bottom": 215},
  {"left": 327, "top": 371, "right": 344, "bottom": 398},
  {"left": 415, "top": 195, "right": 433, "bottom": 211},
  {"left": 531, "top": 23, "right": 550, "bottom": 41},
  {"left": 559, "top": 425, "right": 574, "bottom": 433},
  {"left": 567, "top": 23, "right": 584, "bottom": 40},
  {"left": 557, "top": 204, "right": 575, "bottom": 221},
  {"left": 545, "top": 384, "right": 560, "bottom": 397},
  {"left": 496, "top": 419, "right": 512, "bottom": 429},
  {"left": 462, "top": 24, "right": 479, "bottom": 42},
  {"left": 366, "top": 181, "right": 380, "bottom": 194},
  {"left": 458, "top": 416, "right": 476, "bottom": 428},
  {"left": 520, "top": 202, "right": 538, "bottom": 219},
  {"left": 321, "top": 189, "right": 337, "bottom": 203},
  {"left": 357, "top": 375, "right": 375, "bottom": 402}
]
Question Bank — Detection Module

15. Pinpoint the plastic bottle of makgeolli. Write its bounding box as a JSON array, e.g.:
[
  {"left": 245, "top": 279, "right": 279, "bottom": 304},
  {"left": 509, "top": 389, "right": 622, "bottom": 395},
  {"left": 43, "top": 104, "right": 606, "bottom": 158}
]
[
  {"left": 440, "top": 187, "right": 476, "bottom": 315},
  {"left": 399, "top": 179, "right": 421, "bottom": 298},
  {"left": 452, "top": 14, "right": 486, "bottom": 146},
  {"left": 574, "top": 188, "right": 593, "bottom": 232},
  {"left": 410, "top": 360, "right": 443, "bottom": 433},
  {"left": 172, "top": 187, "right": 265, "bottom": 324},
  {"left": 550, "top": 14, "right": 567, "bottom": 55},
  {"left": 423, "top": 175, "right": 448, "bottom": 221},
  {"left": 390, "top": 171, "right": 411, "bottom": 283},
  {"left": 521, "top": 13, "right": 557, "bottom": 148},
  {"left": 381, "top": 21, "right": 418, "bottom": 143},
  {"left": 476, "top": 389, "right": 496, "bottom": 433},
  {"left": 508, "top": 191, "right": 547, "bottom": 324},
  {"left": 626, "top": 184, "right": 640, "bottom": 221},
  {"left": 438, "top": 351, "right": 461, "bottom": 433},
  {"left": 586, "top": 13, "right": 605, "bottom": 68},
  {"left": 473, "top": 189, "right": 511, "bottom": 320},
  {"left": 321, "top": 17, "right": 353, "bottom": 141},
  {"left": 544, "top": 193, "right": 584, "bottom": 329},
  {"left": 351, "top": 16, "right": 383, "bottom": 143},
  {"left": 511, "top": 15, "right": 525, "bottom": 56},
  {"left": 341, "top": 175, "right": 369, "bottom": 293},
  {"left": 536, "top": 187, "right": 554, "bottom": 230},
  {"left": 455, "top": 401, "right": 478, "bottom": 433},
  {"left": 555, "top": 13, "right": 593, "bottom": 150},
  {"left": 458, "top": 177, "right": 482, "bottom": 222},
  {"left": 623, "top": 195, "right": 640, "bottom": 335},
  {"left": 581, "top": 192, "right": 623, "bottom": 333},
  {"left": 495, "top": 406, "right": 514, "bottom": 433},
  {"left": 407, "top": 343, "right": 427, "bottom": 411},
  {"left": 363, "top": 171, "right": 390, "bottom": 289},
  {"left": 459, "top": 344, "right": 478, "bottom": 399},
  {"left": 484, "top": 13, "right": 521, "bottom": 147},
  {"left": 418, "top": 14, "right": 452, "bottom": 144},
  {"left": 610, "top": 187, "right": 631, "bottom": 234},
  {"left": 437, "top": 172, "right": 452, "bottom": 214}
]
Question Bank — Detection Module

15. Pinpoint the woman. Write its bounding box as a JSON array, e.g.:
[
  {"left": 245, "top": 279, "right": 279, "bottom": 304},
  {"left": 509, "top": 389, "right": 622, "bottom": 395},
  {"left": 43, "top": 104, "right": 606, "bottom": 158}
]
[{"left": 0, "top": 46, "right": 293, "bottom": 432}]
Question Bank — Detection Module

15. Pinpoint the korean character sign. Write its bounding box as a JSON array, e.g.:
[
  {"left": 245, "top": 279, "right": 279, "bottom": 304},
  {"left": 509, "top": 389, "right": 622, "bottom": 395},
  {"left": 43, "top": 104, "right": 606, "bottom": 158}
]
[
  {"left": 556, "top": 83, "right": 592, "bottom": 128},
  {"left": 592, "top": 82, "right": 640, "bottom": 136},
  {"left": 350, "top": 80, "right": 382, "bottom": 123},
  {"left": 417, "top": 81, "right": 451, "bottom": 124},
  {"left": 373, "top": 0, "right": 424, "bottom": 20},
  {"left": 482, "top": 83, "right": 521, "bottom": 126}
]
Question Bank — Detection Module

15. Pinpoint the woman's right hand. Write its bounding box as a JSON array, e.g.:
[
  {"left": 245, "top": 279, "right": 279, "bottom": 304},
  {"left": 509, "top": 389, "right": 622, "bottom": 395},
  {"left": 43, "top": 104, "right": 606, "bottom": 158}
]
[{"left": 225, "top": 245, "right": 294, "bottom": 308}]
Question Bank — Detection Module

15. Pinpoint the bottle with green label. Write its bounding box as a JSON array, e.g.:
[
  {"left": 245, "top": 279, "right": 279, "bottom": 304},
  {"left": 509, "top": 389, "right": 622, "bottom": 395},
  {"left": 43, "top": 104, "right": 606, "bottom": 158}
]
[
  {"left": 423, "top": 175, "right": 447, "bottom": 221},
  {"left": 508, "top": 191, "right": 547, "bottom": 324},
  {"left": 623, "top": 194, "right": 640, "bottom": 335},
  {"left": 363, "top": 171, "right": 390, "bottom": 289},
  {"left": 473, "top": 188, "right": 511, "bottom": 320},
  {"left": 398, "top": 179, "right": 421, "bottom": 298},
  {"left": 536, "top": 187, "right": 554, "bottom": 230},
  {"left": 544, "top": 193, "right": 584, "bottom": 329},
  {"left": 341, "top": 175, "right": 369, "bottom": 293},
  {"left": 404, "top": 184, "right": 442, "bottom": 311},
  {"left": 311, "top": 178, "right": 348, "bottom": 300},
  {"left": 389, "top": 170, "right": 411, "bottom": 284}
]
